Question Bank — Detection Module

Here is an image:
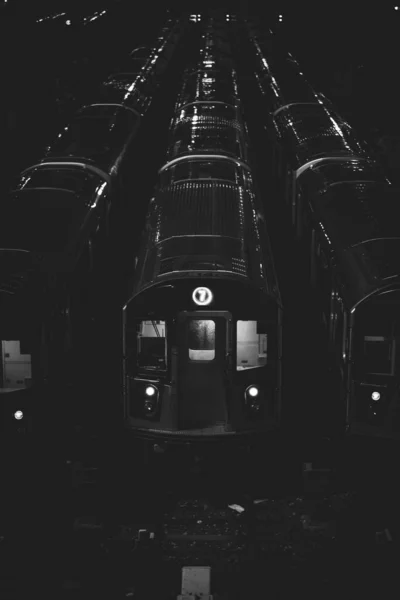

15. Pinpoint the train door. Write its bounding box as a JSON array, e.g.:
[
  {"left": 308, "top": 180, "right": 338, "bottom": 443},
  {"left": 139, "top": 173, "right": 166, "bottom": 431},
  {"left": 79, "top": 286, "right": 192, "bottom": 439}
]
[{"left": 177, "top": 311, "right": 229, "bottom": 431}]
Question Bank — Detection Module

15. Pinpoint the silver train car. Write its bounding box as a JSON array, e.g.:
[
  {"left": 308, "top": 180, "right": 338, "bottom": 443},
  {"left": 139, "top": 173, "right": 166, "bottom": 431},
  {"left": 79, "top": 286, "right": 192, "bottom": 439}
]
[
  {"left": 122, "top": 21, "right": 282, "bottom": 447},
  {"left": 0, "top": 18, "right": 187, "bottom": 434},
  {"left": 246, "top": 21, "right": 400, "bottom": 441}
]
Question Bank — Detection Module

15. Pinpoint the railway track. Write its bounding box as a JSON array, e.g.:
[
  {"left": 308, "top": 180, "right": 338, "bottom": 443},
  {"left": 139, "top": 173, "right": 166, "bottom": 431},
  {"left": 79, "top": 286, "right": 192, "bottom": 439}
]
[{"left": 57, "top": 448, "right": 399, "bottom": 599}]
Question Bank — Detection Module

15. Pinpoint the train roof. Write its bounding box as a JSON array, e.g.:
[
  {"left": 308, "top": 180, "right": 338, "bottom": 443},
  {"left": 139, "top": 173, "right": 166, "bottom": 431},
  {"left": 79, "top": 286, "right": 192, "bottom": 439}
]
[
  {"left": 176, "top": 67, "right": 239, "bottom": 109},
  {"left": 17, "top": 163, "right": 104, "bottom": 196},
  {"left": 166, "top": 102, "right": 247, "bottom": 163},
  {"left": 311, "top": 182, "right": 394, "bottom": 248},
  {"left": 273, "top": 103, "right": 367, "bottom": 171},
  {"left": 96, "top": 19, "right": 187, "bottom": 114},
  {"left": 44, "top": 104, "right": 139, "bottom": 169},
  {"left": 130, "top": 158, "right": 280, "bottom": 303},
  {"left": 129, "top": 46, "right": 151, "bottom": 59},
  {"left": 100, "top": 73, "right": 153, "bottom": 115},
  {"left": 0, "top": 189, "right": 87, "bottom": 254},
  {"left": 198, "top": 47, "right": 235, "bottom": 71},
  {"left": 308, "top": 182, "right": 400, "bottom": 308},
  {"left": 300, "top": 158, "right": 389, "bottom": 192},
  {"left": 254, "top": 46, "right": 321, "bottom": 109},
  {"left": 341, "top": 237, "right": 400, "bottom": 311}
]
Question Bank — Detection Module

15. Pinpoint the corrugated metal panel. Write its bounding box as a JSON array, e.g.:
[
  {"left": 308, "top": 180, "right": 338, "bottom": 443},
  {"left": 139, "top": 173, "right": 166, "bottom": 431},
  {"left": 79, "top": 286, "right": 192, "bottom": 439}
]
[
  {"left": 169, "top": 104, "right": 246, "bottom": 160},
  {"left": 176, "top": 68, "right": 239, "bottom": 108},
  {"left": 304, "top": 159, "right": 388, "bottom": 191},
  {"left": 275, "top": 104, "right": 366, "bottom": 166},
  {"left": 101, "top": 74, "right": 152, "bottom": 115},
  {"left": 150, "top": 181, "right": 245, "bottom": 242}
]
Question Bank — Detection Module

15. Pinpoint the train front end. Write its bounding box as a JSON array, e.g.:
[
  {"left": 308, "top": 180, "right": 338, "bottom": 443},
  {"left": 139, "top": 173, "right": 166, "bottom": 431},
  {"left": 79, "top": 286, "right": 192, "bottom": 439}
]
[
  {"left": 0, "top": 279, "right": 38, "bottom": 435},
  {"left": 123, "top": 276, "right": 281, "bottom": 444},
  {"left": 345, "top": 242, "right": 400, "bottom": 440}
]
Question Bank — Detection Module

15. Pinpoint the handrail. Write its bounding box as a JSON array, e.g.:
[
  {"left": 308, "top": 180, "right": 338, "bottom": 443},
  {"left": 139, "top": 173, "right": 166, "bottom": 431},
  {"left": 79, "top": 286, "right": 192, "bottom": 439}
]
[
  {"left": 83, "top": 103, "right": 141, "bottom": 119},
  {"left": 159, "top": 154, "right": 250, "bottom": 174},
  {"left": 21, "top": 162, "right": 111, "bottom": 184},
  {"left": 296, "top": 155, "right": 358, "bottom": 179},
  {"left": 272, "top": 101, "right": 321, "bottom": 118}
]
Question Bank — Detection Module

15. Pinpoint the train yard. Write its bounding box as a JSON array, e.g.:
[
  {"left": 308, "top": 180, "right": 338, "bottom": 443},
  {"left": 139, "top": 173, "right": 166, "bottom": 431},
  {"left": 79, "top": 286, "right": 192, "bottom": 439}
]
[{"left": 1, "top": 6, "right": 400, "bottom": 599}]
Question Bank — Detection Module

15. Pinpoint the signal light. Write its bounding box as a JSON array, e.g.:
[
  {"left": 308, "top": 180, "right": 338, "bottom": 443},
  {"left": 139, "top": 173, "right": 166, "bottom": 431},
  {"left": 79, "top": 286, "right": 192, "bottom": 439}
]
[
  {"left": 144, "top": 400, "right": 155, "bottom": 413},
  {"left": 145, "top": 386, "right": 156, "bottom": 397},
  {"left": 14, "top": 410, "right": 23, "bottom": 420},
  {"left": 371, "top": 391, "right": 380, "bottom": 401}
]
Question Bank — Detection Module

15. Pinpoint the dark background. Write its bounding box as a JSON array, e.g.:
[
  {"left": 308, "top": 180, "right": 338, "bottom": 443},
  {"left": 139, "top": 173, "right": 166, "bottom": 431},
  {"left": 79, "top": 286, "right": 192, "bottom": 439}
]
[{"left": 1, "top": 3, "right": 399, "bottom": 596}]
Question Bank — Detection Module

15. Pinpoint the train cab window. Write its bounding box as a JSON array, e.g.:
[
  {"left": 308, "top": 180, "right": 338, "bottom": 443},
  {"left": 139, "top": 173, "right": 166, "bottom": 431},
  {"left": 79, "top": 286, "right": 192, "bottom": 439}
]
[
  {"left": 136, "top": 320, "right": 166, "bottom": 371},
  {"left": 362, "top": 336, "right": 395, "bottom": 376},
  {"left": 236, "top": 320, "right": 267, "bottom": 371},
  {"left": 188, "top": 319, "right": 215, "bottom": 361},
  {"left": 1, "top": 340, "right": 32, "bottom": 391}
]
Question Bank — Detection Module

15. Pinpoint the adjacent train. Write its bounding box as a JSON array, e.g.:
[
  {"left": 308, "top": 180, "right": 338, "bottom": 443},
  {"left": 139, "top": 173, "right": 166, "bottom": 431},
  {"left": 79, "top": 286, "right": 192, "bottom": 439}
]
[
  {"left": 1, "top": 17, "right": 187, "bottom": 434},
  {"left": 122, "top": 18, "right": 282, "bottom": 447},
  {"left": 246, "top": 20, "right": 400, "bottom": 440}
]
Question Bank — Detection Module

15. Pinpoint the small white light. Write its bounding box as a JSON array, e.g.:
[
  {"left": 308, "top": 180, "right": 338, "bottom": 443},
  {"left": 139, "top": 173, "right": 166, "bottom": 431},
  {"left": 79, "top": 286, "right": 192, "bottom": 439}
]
[
  {"left": 14, "top": 410, "right": 23, "bottom": 420},
  {"left": 192, "top": 287, "right": 213, "bottom": 306},
  {"left": 248, "top": 386, "right": 259, "bottom": 397},
  {"left": 395, "top": 6, "right": 399, "bottom": 10},
  {"left": 66, "top": 20, "right": 71, "bottom": 25},
  {"left": 371, "top": 391, "right": 380, "bottom": 401},
  {"left": 145, "top": 386, "right": 156, "bottom": 396}
]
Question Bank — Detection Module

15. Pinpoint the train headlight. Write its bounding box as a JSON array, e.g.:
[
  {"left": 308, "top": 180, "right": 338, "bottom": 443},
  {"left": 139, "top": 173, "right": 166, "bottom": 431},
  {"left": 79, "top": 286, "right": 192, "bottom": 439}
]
[
  {"left": 142, "top": 385, "right": 159, "bottom": 418},
  {"left": 247, "top": 386, "right": 259, "bottom": 398},
  {"left": 14, "top": 410, "right": 24, "bottom": 420},
  {"left": 244, "top": 386, "right": 262, "bottom": 417},
  {"left": 367, "top": 389, "right": 386, "bottom": 425}
]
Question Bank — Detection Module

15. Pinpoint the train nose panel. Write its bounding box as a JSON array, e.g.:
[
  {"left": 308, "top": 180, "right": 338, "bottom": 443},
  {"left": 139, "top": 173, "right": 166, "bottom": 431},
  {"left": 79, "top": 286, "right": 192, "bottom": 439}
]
[{"left": 178, "top": 364, "right": 228, "bottom": 430}]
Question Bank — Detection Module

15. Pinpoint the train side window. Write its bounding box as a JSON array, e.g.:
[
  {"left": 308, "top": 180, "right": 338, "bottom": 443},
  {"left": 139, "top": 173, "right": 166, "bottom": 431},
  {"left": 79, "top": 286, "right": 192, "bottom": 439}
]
[
  {"left": 188, "top": 320, "right": 215, "bottom": 361},
  {"left": 136, "top": 320, "right": 166, "bottom": 371},
  {"left": 1, "top": 340, "right": 32, "bottom": 390},
  {"left": 236, "top": 320, "right": 267, "bottom": 371}
]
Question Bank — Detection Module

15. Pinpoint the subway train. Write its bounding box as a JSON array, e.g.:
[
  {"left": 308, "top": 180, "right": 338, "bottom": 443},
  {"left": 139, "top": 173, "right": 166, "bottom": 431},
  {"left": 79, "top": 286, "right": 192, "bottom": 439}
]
[
  {"left": 122, "top": 18, "right": 283, "bottom": 449},
  {"left": 245, "top": 20, "right": 400, "bottom": 441},
  {"left": 0, "top": 17, "right": 187, "bottom": 434}
]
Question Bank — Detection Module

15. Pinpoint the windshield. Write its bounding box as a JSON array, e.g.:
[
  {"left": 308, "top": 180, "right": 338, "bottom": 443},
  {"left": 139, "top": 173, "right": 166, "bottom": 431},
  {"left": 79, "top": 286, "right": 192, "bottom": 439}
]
[
  {"left": 1, "top": 339, "right": 33, "bottom": 392},
  {"left": 354, "top": 292, "right": 400, "bottom": 378},
  {"left": 136, "top": 320, "right": 167, "bottom": 372}
]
